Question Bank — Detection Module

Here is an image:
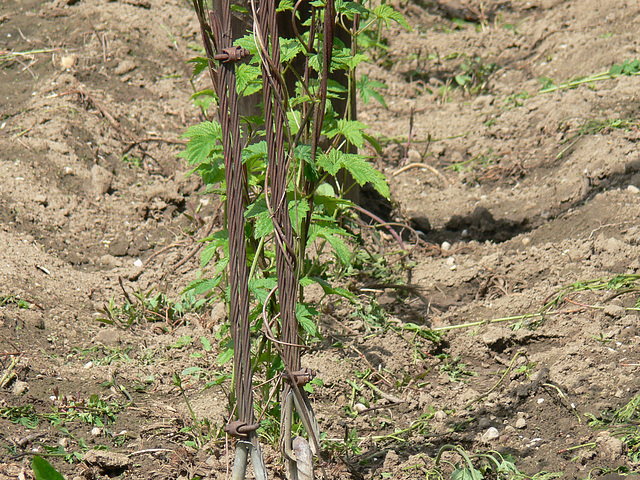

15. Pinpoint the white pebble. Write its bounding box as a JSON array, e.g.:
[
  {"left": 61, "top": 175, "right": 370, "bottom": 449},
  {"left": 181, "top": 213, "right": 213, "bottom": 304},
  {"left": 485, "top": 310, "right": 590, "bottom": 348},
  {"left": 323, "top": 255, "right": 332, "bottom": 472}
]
[
  {"left": 354, "top": 403, "right": 367, "bottom": 414},
  {"left": 482, "top": 427, "right": 500, "bottom": 442},
  {"left": 441, "top": 241, "right": 451, "bottom": 251}
]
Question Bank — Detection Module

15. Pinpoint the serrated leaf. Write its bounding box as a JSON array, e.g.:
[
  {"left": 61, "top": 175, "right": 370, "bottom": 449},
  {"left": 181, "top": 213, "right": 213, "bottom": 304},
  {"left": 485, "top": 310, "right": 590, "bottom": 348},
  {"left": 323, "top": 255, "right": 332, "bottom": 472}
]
[
  {"left": 246, "top": 197, "right": 310, "bottom": 237},
  {"left": 329, "top": 119, "right": 368, "bottom": 148},
  {"left": 309, "top": 224, "right": 351, "bottom": 264},
  {"left": 277, "top": 0, "right": 294, "bottom": 12},
  {"left": 289, "top": 198, "right": 310, "bottom": 233},
  {"left": 316, "top": 150, "right": 389, "bottom": 198},
  {"left": 299, "top": 277, "right": 315, "bottom": 287},
  {"left": 327, "top": 78, "right": 348, "bottom": 94},
  {"left": 236, "top": 64, "right": 262, "bottom": 97},
  {"left": 310, "top": 276, "right": 356, "bottom": 301},
  {"left": 178, "top": 121, "right": 223, "bottom": 165},
  {"left": 313, "top": 192, "right": 351, "bottom": 216},
  {"left": 296, "top": 303, "right": 318, "bottom": 336},
  {"left": 187, "top": 56, "right": 210, "bottom": 77},
  {"left": 254, "top": 210, "right": 274, "bottom": 238},
  {"left": 192, "top": 278, "right": 222, "bottom": 295},
  {"left": 230, "top": 3, "right": 249, "bottom": 14},
  {"left": 217, "top": 347, "right": 234, "bottom": 365},
  {"left": 336, "top": 0, "right": 370, "bottom": 19},
  {"left": 204, "top": 373, "right": 231, "bottom": 389},
  {"left": 287, "top": 110, "right": 302, "bottom": 135},
  {"left": 32, "top": 456, "right": 65, "bottom": 480},
  {"left": 243, "top": 141, "right": 268, "bottom": 175},
  {"left": 362, "top": 132, "right": 382, "bottom": 154},
  {"left": 373, "top": 4, "right": 412, "bottom": 31},
  {"left": 182, "top": 366, "right": 204, "bottom": 376},
  {"left": 199, "top": 231, "right": 228, "bottom": 268},
  {"left": 246, "top": 199, "right": 272, "bottom": 238},
  {"left": 249, "top": 278, "right": 278, "bottom": 303},
  {"left": 200, "top": 336, "right": 212, "bottom": 352},
  {"left": 200, "top": 243, "right": 218, "bottom": 268},
  {"left": 280, "top": 37, "right": 304, "bottom": 63},
  {"left": 357, "top": 74, "right": 388, "bottom": 108}
]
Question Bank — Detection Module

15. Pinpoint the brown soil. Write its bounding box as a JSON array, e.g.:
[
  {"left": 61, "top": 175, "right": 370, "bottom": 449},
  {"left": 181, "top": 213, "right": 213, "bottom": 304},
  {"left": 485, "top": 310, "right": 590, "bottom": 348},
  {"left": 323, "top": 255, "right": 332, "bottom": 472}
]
[{"left": 2, "top": 0, "right": 640, "bottom": 479}]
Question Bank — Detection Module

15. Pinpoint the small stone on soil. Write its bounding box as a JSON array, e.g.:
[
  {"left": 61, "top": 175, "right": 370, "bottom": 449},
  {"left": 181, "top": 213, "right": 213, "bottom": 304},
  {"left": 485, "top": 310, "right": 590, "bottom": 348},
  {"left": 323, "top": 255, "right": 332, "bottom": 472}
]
[
  {"left": 383, "top": 450, "right": 400, "bottom": 471},
  {"left": 90, "top": 164, "right": 113, "bottom": 195},
  {"left": 12, "top": 380, "right": 28, "bottom": 396},
  {"left": 33, "top": 194, "right": 48, "bottom": 206},
  {"left": 407, "top": 149, "right": 421, "bottom": 163},
  {"left": 596, "top": 432, "right": 625, "bottom": 461},
  {"left": 108, "top": 233, "right": 130, "bottom": 257},
  {"left": 114, "top": 59, "right": 137, "bottom": 75},
  {"left": 603, "top": 304, "right": 626, "bottom": 319},
  {"left": 83, "top": 449, "right": 132, "bottom": 470},
  {"left": 60, "top": 54, "right": 77, "bottom": 69},
  {"left": 94, "top": 328, "right": 121, "bottom": 346},
  {"left": 480, "top": 427, "right": 500, "bottom": 443},
  {"left": 434, "top": 410, "right": 447, "bottom": 422}
]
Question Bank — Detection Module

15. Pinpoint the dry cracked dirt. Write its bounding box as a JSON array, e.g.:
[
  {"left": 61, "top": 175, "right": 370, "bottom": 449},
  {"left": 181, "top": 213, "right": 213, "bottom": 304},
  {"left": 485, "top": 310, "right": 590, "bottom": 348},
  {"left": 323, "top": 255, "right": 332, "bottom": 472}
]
[{"left": 2, "top": 0, "right": 640, "bottom": 479}]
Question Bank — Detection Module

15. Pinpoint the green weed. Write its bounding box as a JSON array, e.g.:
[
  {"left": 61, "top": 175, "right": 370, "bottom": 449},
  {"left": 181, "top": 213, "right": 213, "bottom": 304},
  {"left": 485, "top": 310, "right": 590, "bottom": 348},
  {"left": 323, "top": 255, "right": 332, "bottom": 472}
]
[
  {"left": 437, "top": 354, "right": 477, "bottom": 382},
  {"left": 446, "top": 149, "right": 501, "bottom": 176},
  {"left": 121, "top": 152, "right": 143, "bottom": 168},
  {"left": 502, "top": 91, "right": 530, "bottom": 109},
  {"left": 540, "top": 59, "right": 640, "bottom": 94},
  {"left": 97, "top": 287, "right": 205, "bottom": 329},
  {"left": 0, "top": 294, "right": 32, "bottom": 309},
  {"left": 556, "top": 117, "right": 638, "bottom": 160},
  {"left": 432, "top": 273, "right": 640, "bottom": 335},
  {"left": 453, "top": 55, "right": 497, "bottom": 95},
  {"left": 69, "top": 345, "right": 132, "bottom": 366},
  {"left": 1, "top": 393, "right": 124, "bottom": 429},
  {"left": 542, "top": 273, "right": 640, "bottom": 312},
  {"left": 588, "top": 393, "right": 640, "bottom": 462},
  {"left": 432, "top": 445, "right": 562, "bottom": 480}
]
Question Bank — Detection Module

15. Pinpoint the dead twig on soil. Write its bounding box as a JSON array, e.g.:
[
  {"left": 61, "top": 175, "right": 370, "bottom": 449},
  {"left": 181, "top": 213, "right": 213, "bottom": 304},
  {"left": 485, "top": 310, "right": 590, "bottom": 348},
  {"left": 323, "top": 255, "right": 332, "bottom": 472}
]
[
  {"left": 130, "top": 448, "right": 175, "bottom": 456},
  {"left": 463, "top": 351, "right": 523, "bottom": 409},
  {"left": 73, "top": 86, "right": 122, "bottom": 132},
  {"left": 542, "top": 382, "right": 581, "bottom": 423},
  {"left": 392, "top": 162, "right": 450, "bottom": 187},
  {"left": 16, "top": 432, "right": 46, "bottom": 448},
  {"left": 0, "top": 355, "right": 19, "bottom": 388},
  {"left": 361, "top": 379, "right": 404, "bottom": 404},
  {"left": 588, "top": 220, "right": 631, "bottom": 240},
  {"left": 123, "top": 136, "right": 187, "bottom": 156},
  {"left": 328, "top": 331, "right": 396, "bottom": 389},
  {"left": 141, "top": 241, "right": 190, "bottom": 268},
  {"left": 351, "top": 204, "right": 406, "bottom": 251},
  {"left": 170, "top": 217, "right": 216, "bottom": 273}
]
